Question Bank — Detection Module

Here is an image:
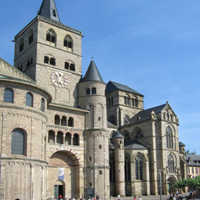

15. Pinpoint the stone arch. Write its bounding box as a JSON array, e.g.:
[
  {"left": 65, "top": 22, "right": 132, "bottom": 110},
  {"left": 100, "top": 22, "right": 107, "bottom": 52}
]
[
  {"left": 49, "top": 151, "right": 80, "bottom": 198},
  {"left": 167, "top": 175, "right": 177, "bottom": 193},
  {"left": 167, "top": 153, "right": 177, "bottom": 173},
  {"left": 65, "top": 132, "right": 72, "bottom": 145},
  {"left": 48, "top": 130, "right": 55, "bottom": 144},
  {"left": 64, "top": 35, "right": 73, "bottom": 50},
  {"left": 73, "top": 133, "right": 79, "bottom": 146},
  {"left": 46, "top": 29, "right": 57, "bottom": 44}
]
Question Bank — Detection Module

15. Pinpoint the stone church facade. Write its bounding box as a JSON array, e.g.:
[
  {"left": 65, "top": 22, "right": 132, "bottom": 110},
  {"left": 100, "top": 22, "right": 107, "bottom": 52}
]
[{"left": 0, "top": 0, "right": 187, "bottom": 199}]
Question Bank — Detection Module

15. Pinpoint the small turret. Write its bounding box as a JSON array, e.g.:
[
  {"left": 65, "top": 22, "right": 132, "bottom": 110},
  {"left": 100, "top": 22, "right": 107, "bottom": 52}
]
[
  {"left": 78, "top": 60, "right": 107, "bottom": 129},
  {"left": 112, "top": 131, "right": 125, "bottom": 196}
]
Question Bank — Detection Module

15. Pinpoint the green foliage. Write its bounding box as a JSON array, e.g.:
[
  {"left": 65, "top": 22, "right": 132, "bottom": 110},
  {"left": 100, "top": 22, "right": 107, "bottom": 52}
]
[{"left": 172, "top": 176, "right": 200, "bottom": 191}]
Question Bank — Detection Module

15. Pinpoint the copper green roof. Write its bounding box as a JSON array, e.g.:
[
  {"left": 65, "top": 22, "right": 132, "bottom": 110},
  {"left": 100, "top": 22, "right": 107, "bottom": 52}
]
[{"left": 38, "top": 0, "right": 60, "bottom": 22}]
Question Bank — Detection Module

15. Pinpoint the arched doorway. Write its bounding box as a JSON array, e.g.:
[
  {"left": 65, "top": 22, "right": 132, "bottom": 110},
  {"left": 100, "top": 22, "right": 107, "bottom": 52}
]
[
  {"left": 54, "top": 180, "right": 65, "bottom": 199},
  {"left": 48, "top": 151, "right": 80, "bottom": 199},
  {"left": 168, "top": 176, "right": 177, "bottom": 194}
]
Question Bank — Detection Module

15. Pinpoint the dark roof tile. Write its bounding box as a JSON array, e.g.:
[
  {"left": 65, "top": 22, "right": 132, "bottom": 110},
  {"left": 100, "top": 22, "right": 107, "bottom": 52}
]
[
  {"left": 106, "top": 81, "right": 143, "bottom": 96},
  {"left": 81, "top": 60, "right": 104, "bottom": 83},
  {"left": 38, "top": 0, "right": 60, "bottom": 22},
  {"left": 130, "top": 104, "right": 166, "bottom": 122}
]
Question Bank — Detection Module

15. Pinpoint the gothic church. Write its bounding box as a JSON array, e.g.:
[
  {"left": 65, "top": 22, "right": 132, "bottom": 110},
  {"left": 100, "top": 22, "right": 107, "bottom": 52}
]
[{"left": 0, "top": 0, "right": 187, "bottom": 199}]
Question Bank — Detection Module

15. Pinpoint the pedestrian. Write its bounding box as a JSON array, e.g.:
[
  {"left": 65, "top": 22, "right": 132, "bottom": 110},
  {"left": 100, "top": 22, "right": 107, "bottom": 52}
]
[
  {"left": 133, "top": 195, "right": 136, "bottom": 200},
  {"left": 138, "top": 196, "right": 142, "bottom": 200}
]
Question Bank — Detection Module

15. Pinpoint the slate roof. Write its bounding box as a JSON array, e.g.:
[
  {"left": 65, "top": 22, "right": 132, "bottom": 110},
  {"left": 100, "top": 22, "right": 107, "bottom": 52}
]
[
  {"left": 186, "top": 154, "right": 200, "bottom": 167},
  {"left": 130, "top": 103, "right": 166, "bottom": 122},
  {"left": 38, "top": 0, "right": 60, "bottom": 22},
  {"left": 81, "top": 60, "right": 104, "bottom": 83},
  {"left": 112, "top": 131, "right": 124, "bottom": 139},
  {"left": 106, "top": 81, "right": 143, "bottom": 96},
  {"left": 125, "top": 142, "right": 147, "bottom": 150},
  {"left": 0, "top": 58, "right": 35, "bottom": 84}
]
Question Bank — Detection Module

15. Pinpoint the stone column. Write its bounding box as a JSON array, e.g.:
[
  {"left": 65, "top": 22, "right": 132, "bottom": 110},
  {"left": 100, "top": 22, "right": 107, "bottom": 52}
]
[
  {"left": 113, "top": 136, "right": 125, "bottom": 196},
  {"left": 145, "top": 159, "right": 150, "bottom": 195},
  {"left": 63, "top": 133, "right": 65, "bottom": 145},
  {"left": 55, "top": 132, "right": 57, "bottom": 144}
]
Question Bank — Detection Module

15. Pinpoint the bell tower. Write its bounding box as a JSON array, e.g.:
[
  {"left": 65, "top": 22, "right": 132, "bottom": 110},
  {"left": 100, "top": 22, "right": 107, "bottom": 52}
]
[{"left": 14, "top": 0, "right": 83, "bottom": 106}]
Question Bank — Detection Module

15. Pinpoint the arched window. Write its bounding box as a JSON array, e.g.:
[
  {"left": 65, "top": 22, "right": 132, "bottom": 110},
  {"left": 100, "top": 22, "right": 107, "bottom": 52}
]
[
  {"left": 40, "top": 98, "right": 45, "bottom": 112},
  {"left": 55, "top": 115, "right": 60, "bottom": 125},
  {"left": 57, "top": 131, "right": 64, "bottom": 144},
  {"left": 4, "top": 88, "right": 14, "bottom": 103},
  {"left": 61, "top": 116, "right": 67, "bottom": 126},
  {"left": 26, "top": 92, "right": 33, "bottom": 107},
  {"left": 92, "top": 87, "right": 96, "bottom": 95},
  {"left": 136, "top": 154, "right": 144, "bottom": 180},
  {"left": 46, "top": 29, "right": 56, "bottom": 43},
  {"left": 68, "top": 117, "right": 74, "bottom": 127},
  {"left": 50, "top": 57, "right": 56, "bottom": 66},
  {"left": 19, "top": 38, "right": 24, "bottom": 52},
  {"left": 73, "top": 134, "right": 79, "bottom": 146},
  {"left": 64, "top": 35, "right": 73, "bottom": 49},
  {"left": 168, "top": 154, "right": 175, "bottom": 173},
  {"left": 166, "top": 126, "right": 173, "bottom": 149},
  {"left": 11, "top": 128, "right": 26, "bottom": 155},
  {"left": 48, "top": 130, "right": 55, "bottom": 144},
  {"left": 65, "top": 132, "right": 72, "bottom": 145},
  {"left": 125, "top": 153, "right": 131, "bottom": 182}
]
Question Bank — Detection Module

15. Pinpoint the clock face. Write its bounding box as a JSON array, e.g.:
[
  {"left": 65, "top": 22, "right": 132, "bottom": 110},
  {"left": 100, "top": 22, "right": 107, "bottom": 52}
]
[{"left": 51, "top": 72, "right": 69, "bottom": 88}]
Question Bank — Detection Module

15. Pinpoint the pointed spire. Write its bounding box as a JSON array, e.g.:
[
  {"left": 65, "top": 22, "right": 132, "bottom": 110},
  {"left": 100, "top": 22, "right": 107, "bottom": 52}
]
[
  {"left": 38, "top": 0, "right": 60, "bottom": 22},
  {"left": 82, "top": 60, "right": 104, "bottom": 83}
]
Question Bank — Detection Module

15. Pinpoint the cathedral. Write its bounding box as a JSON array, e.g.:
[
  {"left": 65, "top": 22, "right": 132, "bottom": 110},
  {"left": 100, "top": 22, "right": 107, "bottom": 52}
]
[{"left": 0, "top": 0, "right": 187, "bottom": 199}]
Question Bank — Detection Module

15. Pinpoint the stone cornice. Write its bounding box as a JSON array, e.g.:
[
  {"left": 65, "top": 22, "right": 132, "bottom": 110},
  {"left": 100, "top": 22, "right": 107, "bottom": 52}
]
[{"left": 0, "top": 157, "right": 48, "bottom": 165}]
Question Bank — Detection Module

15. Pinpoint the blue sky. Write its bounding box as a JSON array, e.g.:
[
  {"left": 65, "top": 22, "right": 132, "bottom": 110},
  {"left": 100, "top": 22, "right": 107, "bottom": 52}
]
[{"left": 0, "top": 0, "right": 200, "bottom": 153}]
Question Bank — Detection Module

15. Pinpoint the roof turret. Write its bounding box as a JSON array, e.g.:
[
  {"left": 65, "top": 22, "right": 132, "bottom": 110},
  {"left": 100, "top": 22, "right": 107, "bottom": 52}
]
[
  {"left": 38, "top": 0, "right": 60, "bottom": 22},
  {"left": 81, "top": 60, "right": 104, "bottom": 83}
]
